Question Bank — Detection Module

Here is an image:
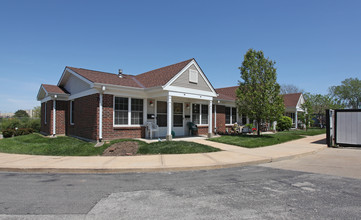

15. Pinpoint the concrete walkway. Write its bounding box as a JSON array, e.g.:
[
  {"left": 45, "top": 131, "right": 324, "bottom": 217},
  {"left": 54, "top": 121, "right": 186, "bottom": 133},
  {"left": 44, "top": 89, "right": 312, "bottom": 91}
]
[{"left": 0, "top": 134, "right": 327, "bottom": 173}]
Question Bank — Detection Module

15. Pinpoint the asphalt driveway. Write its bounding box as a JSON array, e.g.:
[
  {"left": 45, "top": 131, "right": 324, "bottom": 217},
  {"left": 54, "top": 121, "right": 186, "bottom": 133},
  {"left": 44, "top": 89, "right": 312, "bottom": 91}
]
[{"left": 260, "top": 145, "right": 361, "bottom": 179}]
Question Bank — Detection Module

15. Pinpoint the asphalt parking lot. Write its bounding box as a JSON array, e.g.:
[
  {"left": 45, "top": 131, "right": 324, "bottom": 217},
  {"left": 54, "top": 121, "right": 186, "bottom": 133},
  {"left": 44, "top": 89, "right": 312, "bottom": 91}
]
[{"left": 1, "top": 148, "right": 361, "bottom": 220}]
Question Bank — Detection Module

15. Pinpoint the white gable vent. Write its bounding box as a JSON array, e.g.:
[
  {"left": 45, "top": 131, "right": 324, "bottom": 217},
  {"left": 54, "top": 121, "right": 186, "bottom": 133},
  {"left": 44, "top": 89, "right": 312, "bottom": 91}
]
[{"left": 189, "top": 69, "right": 198, "bottom": 84}]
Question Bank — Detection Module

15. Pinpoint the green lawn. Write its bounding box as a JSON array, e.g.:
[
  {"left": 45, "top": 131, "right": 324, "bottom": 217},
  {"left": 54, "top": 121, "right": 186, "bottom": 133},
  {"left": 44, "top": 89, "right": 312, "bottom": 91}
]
[
  {"left": 209, "top": 128, "right": 326, "bottom": 148},
  {"left": 280, "top": 128, "right": 326, "bottom": 136},
  {"left": 0, "top": 133, "right": 220, "bottom": 156},
  {"left": 0, "top": 134, "right": 107, "bottom": 156}
]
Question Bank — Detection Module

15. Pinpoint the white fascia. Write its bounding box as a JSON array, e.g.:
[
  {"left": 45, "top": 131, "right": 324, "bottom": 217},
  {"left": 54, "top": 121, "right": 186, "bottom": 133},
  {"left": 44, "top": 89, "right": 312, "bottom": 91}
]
[
  {"left": 40, "top": 94, "right": 69, "bottom": 103},
  {"left": 36, "top": 85, "right": 48, "bottom": 101},
  {"left": 68, "top": 88, "right": 99, "bottom": 100},
  {"left": 165, "top": 86, "right": 217, "bottom": 97},
  {"left": 168, "top": 91, "right": 213, "bottom": 101}
]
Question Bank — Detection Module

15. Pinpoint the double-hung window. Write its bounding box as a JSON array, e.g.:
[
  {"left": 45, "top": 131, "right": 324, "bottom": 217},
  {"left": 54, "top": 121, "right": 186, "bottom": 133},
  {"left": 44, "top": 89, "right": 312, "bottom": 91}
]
[
  {"left": 225, "top": 107, "right": 237, "bottom": 124},
  {"left": 192, "top": 104, "right": 208, "bottom": 125},
  {"left": 201, "top": 104, "right": 208, "bottom": 124},
  {"left": 70, "top": 101, "right": 74, "bottom": 124},
  {"left": 114, "top": 97, "right": 143, "bottom": 126},
  {"left": 131, "top": 98, "right": 143, "bottom": 125},
  {"left": 114, "top": 97, "right": 129, "bottom": 125},
  {"left": 192, "top": 104, "right": 200, "bottom": 124},
  {"left": 44, "top": 102, "right": 47, "bottom": 124}
]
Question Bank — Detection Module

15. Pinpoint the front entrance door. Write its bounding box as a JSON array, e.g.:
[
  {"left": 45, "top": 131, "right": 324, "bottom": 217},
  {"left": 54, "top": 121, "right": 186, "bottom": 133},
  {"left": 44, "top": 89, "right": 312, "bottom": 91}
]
[
  {"left": 156, "top": 101, "right": 185, "bottom": 137},
  {"left": 173, "top": 102, "right": 184, "bottom": 136},
  {"left": 157, "top": 101, "right": 167, "bottom": 137}
]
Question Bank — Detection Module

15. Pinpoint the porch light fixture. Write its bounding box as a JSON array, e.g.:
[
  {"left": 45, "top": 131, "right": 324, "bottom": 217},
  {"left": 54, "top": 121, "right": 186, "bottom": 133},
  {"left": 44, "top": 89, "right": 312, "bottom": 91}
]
[{"left": 101, "top": 85, "right": 106, "bottom": 91}]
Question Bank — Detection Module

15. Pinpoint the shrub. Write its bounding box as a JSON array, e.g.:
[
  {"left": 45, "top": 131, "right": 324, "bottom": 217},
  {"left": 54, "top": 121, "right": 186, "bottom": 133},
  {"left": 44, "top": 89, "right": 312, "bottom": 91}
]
[
  {"left": 2, "top": 129, "right": 14, "bottom": 138},
  {"left": 277, "top": 116, "right": 292, "bottom": 131},
  {"left": 245, "top": 123, "right": 254, "bottom": 129},
  {"left": 25, "top": 118, "right": 40, "bottom": 132},
  {"left": 1, "top": 118, "right": 21, "bottom": 130},
  {"left": 1, "top": 118, "right": 40, "bottom": 132}
]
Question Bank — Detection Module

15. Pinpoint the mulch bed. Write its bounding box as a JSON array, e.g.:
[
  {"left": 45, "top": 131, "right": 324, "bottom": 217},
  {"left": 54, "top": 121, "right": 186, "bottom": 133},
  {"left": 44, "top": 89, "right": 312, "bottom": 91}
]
[{"left": 102, "top": 141, "right": 139, "bottom": 156}]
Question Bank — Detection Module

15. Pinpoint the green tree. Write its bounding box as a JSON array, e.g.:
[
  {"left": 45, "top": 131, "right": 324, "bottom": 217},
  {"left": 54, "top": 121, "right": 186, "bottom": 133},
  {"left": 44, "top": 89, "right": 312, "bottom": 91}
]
[
  {"left": 32, "top": 106, "right": 41, "bottom": 118},
  {"left": 329, "top": 77, "right": 361, "bottom": 109},
  {"left": 304, "top": 93, "right": 345, "bottom": 126},
  {"left": 13, "top": 110, "right": 29, "bottom": 119},
  {"left": 280, "top": 84, "right": 304, "bottom": 95},
  {"left": 299, "top": 97, "right": 314, "bottom": 131},
  {"left": 236, "top": 49, "right": 284, "bottom": 136}
]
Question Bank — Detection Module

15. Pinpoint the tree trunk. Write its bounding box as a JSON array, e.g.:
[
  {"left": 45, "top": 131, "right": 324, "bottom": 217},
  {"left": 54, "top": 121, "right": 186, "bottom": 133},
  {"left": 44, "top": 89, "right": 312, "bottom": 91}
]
[{"left": 257, "top": 121, "right": 261, "bottom": 136}]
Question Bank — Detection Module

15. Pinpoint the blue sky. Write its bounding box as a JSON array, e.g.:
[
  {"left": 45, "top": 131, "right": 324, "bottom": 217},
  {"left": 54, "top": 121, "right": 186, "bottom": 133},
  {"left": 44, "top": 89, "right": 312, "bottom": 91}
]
[{"left": 0, "top": 0, "right": 360, "bottom": 113}]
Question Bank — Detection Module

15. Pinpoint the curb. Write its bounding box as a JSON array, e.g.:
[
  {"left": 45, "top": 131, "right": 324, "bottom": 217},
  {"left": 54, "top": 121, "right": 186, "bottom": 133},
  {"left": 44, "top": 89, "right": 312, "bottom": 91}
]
[
  {"left": 0, "top": 158, "right": 273, "bottom": 174},
  {"left": 0, "top": 135, "right": 327, "bottom": 174}
]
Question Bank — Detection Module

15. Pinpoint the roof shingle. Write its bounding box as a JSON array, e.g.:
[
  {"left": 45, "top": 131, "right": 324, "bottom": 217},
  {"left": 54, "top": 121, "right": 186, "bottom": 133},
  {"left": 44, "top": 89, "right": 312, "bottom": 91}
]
[
  {"left": 66, "top": 58, "right": 194, "bottom": 89},
  {"left": 42, "top": 84, "right": 68, "bottom": 94},
  {"left": 215, "top": 86, "right": 302, "bottom": 108},
  {"left": 134, "top": 58, "right": 193, "bottom": 88},
  {"left": 67, "top": 67, "right": 143, "bottom": 88},
  {"left": 215, "top": 86, "right": 238, "bottom": 101},
  {"left": 283, "top": 93, "right": 302, "bottom": 107}
]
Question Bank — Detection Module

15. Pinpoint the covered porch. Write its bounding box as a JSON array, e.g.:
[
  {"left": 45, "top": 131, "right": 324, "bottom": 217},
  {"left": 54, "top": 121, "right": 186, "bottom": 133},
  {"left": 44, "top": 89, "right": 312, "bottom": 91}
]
[
  {"left": 285, "top": 107, "right": 304, "bottom": 129},
  {"left": 145, "top": 91, "right": 214, "bottom": 140}
]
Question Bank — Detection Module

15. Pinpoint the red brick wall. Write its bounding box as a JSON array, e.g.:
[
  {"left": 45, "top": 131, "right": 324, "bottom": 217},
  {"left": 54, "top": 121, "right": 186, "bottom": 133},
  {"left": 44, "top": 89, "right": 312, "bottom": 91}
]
[
  {"left": 66, "top": 94, "right": 99, "bottom": 140},
  {"left": 197, "top": 126, "right": 209, "bottom": 135},
  {"left": 215, "top": 104, "right": 226, "bottom": 133},
  {"left": 40, "top": 101, "right": 52, "bottom": 135},
  {"left": 102, "top": 94, "right": 145, "bottom": 140},
  {"left": 55, "top": 101, "right": 67, "bottom": 134}
]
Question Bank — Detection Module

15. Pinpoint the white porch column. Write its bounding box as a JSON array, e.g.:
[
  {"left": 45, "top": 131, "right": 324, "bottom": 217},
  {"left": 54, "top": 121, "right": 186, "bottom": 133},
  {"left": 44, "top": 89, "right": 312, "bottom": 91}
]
[
  {"left": 52, "top": 98, "right": 56, "bottom": 136},
  {"left": 208, "top": 100, "right": 213, "bottom": 138},
  {"left": 99, "top": 93, "right": 103, "bottom": 141},
  {"left": 143, "top": 98, "right": 147, "bottom": 126},
  {"left": 166, "top": 95, "right": 172, "bottom": 141},
  {"left": 295, "top": 110, "right": 298, "bottom": 129}
]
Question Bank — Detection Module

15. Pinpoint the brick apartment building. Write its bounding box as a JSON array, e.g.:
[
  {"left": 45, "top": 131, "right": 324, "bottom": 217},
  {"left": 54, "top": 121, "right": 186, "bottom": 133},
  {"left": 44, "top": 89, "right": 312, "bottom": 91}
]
[{"left": 37, "top": 58, "right": 304, "bottom": 142}]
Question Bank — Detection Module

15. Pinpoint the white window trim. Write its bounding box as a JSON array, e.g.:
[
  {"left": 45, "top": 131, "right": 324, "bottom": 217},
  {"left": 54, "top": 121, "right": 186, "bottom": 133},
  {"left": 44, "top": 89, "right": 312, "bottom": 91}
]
[
  {"left": 113, "top": 96, "right": 144, "bottom": 127},
  {"left": 44, "top": 102, "right": 47, "bottom": 124},
  {"left": 191, "top": 103, "right": 209, "bottom": 126},
  {"left": 70, "top": 100, "right": 74, "bottom": 125},
  {"left": 225, "top": 106, "right": 238, "bottom": 126}
]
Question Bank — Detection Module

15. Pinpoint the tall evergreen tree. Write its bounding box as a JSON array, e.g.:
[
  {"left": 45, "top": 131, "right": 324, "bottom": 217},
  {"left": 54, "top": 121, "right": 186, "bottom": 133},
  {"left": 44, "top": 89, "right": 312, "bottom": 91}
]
[{"left": 236, "top": 49, "right": 284, "bottom": 136}]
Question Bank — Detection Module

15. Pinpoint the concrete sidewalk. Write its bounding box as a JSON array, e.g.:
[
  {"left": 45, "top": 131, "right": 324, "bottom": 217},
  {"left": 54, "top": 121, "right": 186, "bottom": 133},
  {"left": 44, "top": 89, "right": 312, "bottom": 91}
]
[{"left": 0, "top": 134, "right": 327, "bottom": 173}]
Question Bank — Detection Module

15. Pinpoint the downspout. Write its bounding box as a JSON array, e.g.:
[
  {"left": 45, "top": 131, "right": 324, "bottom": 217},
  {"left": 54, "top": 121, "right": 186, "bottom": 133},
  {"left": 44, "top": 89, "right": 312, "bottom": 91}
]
[
  {"left": 214, "top": 102, "right": 217, "bottom": 133},
  {"left": 53, "top": 95, "right": 57, "bottom": 136},
  {"left": 99, "top": 86, "right": 105, "bottom": 142}
]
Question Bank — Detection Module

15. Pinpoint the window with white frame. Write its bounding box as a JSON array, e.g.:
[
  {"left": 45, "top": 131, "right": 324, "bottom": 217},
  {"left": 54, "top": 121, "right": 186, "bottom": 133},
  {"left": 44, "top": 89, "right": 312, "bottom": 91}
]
[
  {"left": 114, "top": 97, "right": 129, "bottom": 125},
  {"left": 201, "top": 104, "right": 208, "bottom": 124},
  {"left": 70, "top": 100, "right": 74, "bottom": 124},
  {"left": 242, "top": 114, "right": 247, "bottom": 125},
  {"left": 225, "top": 107, "right": 237, "bottom": 124},
  {"left": 157, "top": 101, "right": 167, "bottom": 127},
  {"left": 192, "top": 104, "right": 200, "bottom": 124},
  {"left": 114, "top": 97, "right": 144, "bottom": 126},
  {"left": 44, "top": 102, "right": 47, "bottom": 124},
  {"left": 131, "top": 98, "right": 143, "bottom": 125},
  {"left": 192, "top": 104, "right": 208, "bottom": 125}
]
